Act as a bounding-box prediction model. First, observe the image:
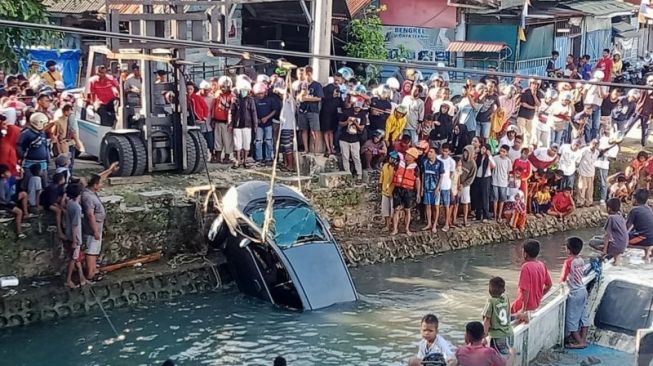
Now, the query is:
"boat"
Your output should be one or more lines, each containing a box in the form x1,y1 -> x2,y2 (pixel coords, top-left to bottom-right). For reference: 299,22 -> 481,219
511,243 -> 653,366
207,181 -> 358,311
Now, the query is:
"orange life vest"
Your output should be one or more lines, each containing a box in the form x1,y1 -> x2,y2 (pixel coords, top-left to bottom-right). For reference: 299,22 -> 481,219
392,162 -> 418,190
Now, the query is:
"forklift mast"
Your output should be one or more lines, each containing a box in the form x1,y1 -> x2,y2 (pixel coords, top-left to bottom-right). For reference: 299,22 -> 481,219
104,0 -> 220,173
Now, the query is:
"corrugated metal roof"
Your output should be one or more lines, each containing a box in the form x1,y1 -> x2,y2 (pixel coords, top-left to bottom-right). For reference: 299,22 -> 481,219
447,41 -> 507,53
44,0 -> 103,14
613,21 -> 640,38
346,0 -> 371,18
559,0 -> 635,17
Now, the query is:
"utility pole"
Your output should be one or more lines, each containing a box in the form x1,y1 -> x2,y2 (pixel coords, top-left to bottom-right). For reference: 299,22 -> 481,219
310,0 -> 332,82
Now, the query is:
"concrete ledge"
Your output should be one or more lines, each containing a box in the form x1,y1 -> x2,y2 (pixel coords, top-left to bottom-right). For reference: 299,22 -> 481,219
318,171 -> 353,189
0,254 -> 225,329
339,207 -> 609,266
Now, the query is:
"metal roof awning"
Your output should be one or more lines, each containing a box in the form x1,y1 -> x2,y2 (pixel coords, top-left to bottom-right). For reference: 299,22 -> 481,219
447,41 -> 507,53
559,0 -> 635,18
613,21 -> 641,38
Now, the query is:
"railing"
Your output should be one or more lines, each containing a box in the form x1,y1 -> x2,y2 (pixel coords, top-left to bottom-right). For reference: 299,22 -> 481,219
511,270 -> 597,365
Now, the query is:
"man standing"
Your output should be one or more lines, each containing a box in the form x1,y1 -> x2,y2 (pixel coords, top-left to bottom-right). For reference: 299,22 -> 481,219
582,71 -> 607,141
401,84 -> 424,144
492,145 -> 512,223
0,110 -> 21,176
320,72 -> 343,157
624,75 -> 653,147
87,65 -> 119,127
41,60 -> 63,87
198,81 -> 215,161
558,139 -> 582,190
339,101 -> 367,183
579,55 -> 593,81
594,49 -> 614,82
576,139 -> 599,208
517,79 -> 541,145
476,80 -> 501,139
546,51 -> 561,77
212,76 -> 234,163
297,66 -> 324,154
82,164 -> 117,281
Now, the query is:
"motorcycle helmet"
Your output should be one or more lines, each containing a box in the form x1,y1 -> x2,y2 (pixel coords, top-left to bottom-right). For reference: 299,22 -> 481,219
627,89 -> 641,99
29,112 -> 48,131
236,74 -> 252,85
217,76 -> 233,88
252,82 -> 267,95
592,70 -> 605,81
353,84 -> 367,95
256,74 -> 270,84
235,79 -> 252,92
337,67 -> 354,81
199,80 -> 211,90
386,77 -> 400,90
544,88 -> 558,100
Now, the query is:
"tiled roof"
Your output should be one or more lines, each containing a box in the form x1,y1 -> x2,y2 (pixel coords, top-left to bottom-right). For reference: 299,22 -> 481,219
447,41 -> 507,53
44,0 -> 104,14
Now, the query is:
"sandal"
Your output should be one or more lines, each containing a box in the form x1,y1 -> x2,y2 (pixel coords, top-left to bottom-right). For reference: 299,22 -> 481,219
230,163 -> 240,170
18,233 -> 27,239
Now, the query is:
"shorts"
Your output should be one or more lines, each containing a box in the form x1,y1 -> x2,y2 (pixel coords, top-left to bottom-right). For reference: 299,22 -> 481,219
460,186 -> 471,204
565,288 -> 589,335
320,111 -> 339,132
84,224 -> 103,256
381,195 -> 393,217
393,187 -> 416,209
280,129 -> 294,154
423,191 -> 437,206
65,240 -> 84,262
233,128 -> 252,151
437,189 -> 451,207
492,185 -> 508,202
298,112 -> 320,131
490,337 -> 513,356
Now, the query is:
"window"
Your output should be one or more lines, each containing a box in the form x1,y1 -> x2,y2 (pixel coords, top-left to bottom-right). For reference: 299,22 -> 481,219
249,202 -> 328,248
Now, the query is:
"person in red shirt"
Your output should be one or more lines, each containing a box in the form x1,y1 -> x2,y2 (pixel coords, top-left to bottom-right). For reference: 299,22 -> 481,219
87,65 -> 119,127
186,83 -> 208,124
548,186 -> 575,219
594,49 -> 614,82
512,147 -> 532,197
393,134 -> 411,155
455,321 -> 515,366
0,111 -> 21,176
511,240 -> 553,322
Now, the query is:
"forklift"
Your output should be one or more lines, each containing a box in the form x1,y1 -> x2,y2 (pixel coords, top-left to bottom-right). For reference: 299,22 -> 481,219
74,0 -> 222,176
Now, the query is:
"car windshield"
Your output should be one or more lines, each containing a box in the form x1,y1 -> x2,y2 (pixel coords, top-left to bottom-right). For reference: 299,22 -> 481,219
249,201 -> 327,248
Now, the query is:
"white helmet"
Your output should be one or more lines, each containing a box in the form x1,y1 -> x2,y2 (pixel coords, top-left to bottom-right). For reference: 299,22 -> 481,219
217,76 -> 232,88
29,112 -> 49,131
256,74 -> 270,84
253,82 -> 267,95
627,89 -> 641,99
337,67 -> 354,81
429,73 -> 443,83
236,74 -> 252,85
386,77 -> 400,90
235,79 -> 252,92
199,80 -> 211,90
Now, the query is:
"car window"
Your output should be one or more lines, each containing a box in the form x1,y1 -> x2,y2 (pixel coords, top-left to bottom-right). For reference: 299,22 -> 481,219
250,204 -> 327,248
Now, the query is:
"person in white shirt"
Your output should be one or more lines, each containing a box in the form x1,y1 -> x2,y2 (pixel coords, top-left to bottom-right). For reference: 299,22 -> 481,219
596,130 -> 619,204
438,143 -> 457,232
534,89 -> 556,148
492,145 -> 512,223
507,135 -> 524,163
408,314 -> 455,366
499,125 -> 518,148
582,71 -> 608,141
557,139 -> 583,190
401,84 -> 425,144
548,92 -> 575,146
576,139 -> 600,207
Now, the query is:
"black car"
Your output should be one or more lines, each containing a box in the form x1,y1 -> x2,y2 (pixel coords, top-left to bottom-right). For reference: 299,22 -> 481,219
208,181 -> 358,310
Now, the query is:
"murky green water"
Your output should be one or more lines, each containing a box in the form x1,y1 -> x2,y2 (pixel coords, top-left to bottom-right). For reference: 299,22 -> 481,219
0,230 -> 600,365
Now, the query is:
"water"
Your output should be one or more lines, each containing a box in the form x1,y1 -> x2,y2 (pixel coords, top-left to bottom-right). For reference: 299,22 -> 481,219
0,229 -> 608,365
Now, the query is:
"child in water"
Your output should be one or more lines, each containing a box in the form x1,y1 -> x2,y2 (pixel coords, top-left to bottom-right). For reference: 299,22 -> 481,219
408,314 -> 454,366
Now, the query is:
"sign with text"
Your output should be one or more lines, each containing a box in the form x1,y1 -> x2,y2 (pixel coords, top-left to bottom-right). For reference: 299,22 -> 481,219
383,26 -> 454,62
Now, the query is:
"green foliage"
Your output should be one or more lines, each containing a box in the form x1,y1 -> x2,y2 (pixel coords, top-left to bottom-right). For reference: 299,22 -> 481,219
391,44 -> 411,61
0,0 -> 59,70
343,6 -> 388,61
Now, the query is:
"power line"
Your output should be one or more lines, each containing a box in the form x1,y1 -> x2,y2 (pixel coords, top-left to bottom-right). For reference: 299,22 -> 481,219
1,19 -> 652,91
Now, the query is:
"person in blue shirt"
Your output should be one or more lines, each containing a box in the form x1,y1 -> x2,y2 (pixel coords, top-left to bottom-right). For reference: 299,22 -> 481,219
17,112 -> 50,180
253,82 -> 278,165
0,164 -> 27,239
579,55 -> 593,81
420,147 -> 444,232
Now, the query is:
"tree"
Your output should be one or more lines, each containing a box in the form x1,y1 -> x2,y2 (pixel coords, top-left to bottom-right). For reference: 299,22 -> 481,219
0,0 -> 58,70
343,6 -> 388,61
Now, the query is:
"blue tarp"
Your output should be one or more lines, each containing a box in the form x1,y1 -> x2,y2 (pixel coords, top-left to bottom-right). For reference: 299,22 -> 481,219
18,49 -> 81,89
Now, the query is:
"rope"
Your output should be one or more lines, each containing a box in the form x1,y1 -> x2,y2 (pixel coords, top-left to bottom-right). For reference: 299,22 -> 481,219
88,287 -> 122,340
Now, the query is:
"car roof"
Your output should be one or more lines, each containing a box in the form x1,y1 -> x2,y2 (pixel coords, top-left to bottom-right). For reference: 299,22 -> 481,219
235,181 -> 308,212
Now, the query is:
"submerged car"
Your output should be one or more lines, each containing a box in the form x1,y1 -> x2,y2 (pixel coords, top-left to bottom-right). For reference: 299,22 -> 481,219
208,181 -> 358,311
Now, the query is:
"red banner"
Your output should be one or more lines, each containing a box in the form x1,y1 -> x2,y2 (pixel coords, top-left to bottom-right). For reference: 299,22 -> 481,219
379,0 -> 457,29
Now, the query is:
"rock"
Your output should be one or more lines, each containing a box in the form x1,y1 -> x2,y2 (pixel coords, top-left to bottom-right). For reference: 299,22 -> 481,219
318,171 -> 353,189
332,218 -> 346,229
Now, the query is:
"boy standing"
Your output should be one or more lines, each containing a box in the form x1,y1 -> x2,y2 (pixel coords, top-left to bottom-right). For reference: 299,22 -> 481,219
64,183 -> 89,288
482,277 -> 513,355
459,145 -> 477,226
379,151 -> 399,231
392,148 -> 421,236
560,237 -> 589,348
438,143 -> 456,232
492,145 -> 512,223
420,147 -> 444,233
511,240 -> 553,322
603,198 -> 628,265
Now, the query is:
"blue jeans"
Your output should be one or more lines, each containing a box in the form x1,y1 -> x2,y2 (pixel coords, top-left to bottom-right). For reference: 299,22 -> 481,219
551,129 -> 565,146
479,122 -> 491,139
255,125 -> 273,161
597,167 -> 609,202
590,105 -> 601,141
